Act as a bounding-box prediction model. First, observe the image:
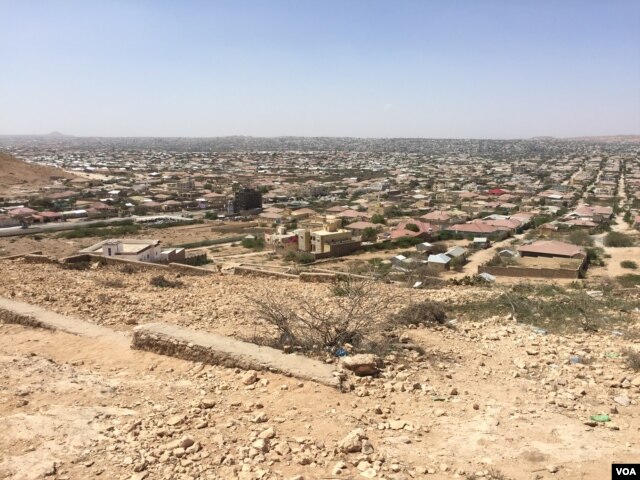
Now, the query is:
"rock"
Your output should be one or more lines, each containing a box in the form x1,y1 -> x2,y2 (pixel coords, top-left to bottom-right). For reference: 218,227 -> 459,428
614,395 -> 631,407
389,420 -> 407,430
173,448 -> 186,458
360,468 -> 378,478
339,428 -> 367,453
252,438 -> 269,453
200,398 -> 216,409
180,436 -> 195,449
341,354 -> 382,377
362,439 -> 375,454
252,412 -> 268,423
258,427 -> 276,439
547,464 -> 559,473
333,461 -> 348,475
166,414 -> 186,427
242,371 -> 259,385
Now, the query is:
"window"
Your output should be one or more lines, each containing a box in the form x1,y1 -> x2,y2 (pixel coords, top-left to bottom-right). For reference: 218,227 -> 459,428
107,247 -> 112,256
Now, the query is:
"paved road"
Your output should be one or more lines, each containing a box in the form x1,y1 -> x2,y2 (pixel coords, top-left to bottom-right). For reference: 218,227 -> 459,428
0,215 -> 191,238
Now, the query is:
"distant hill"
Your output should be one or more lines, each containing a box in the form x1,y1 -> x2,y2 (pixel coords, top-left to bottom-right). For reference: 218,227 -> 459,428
564,135 -> 640,143
0,150 -> 77,196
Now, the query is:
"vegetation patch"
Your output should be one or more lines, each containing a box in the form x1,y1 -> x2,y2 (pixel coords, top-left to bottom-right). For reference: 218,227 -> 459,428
448,282 -> 636,333
616,274 -> 640,288
241,237 -> 265,250
604,231 -> 634,247
149,275 -> 184,288
57,220 -> 141,239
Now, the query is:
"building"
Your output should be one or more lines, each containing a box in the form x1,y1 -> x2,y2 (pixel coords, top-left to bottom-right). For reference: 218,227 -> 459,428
518,240 -> 585,259
427,253 -> 451,271
80,239 -> 162,262
310,219 -> 352,254
232,188 -> 262,213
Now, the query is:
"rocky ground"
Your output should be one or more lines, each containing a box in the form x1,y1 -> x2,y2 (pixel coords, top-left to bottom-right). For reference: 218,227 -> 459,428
0,260 -> 639,480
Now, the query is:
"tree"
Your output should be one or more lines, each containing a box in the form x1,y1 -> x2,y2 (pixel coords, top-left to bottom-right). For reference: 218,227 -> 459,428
605,232 -> 634,247
361,227 -> 378,242
405,223 -> 420,233
567,229 -> 594,247
371,214 -> 386,224
251,275 -> 408,354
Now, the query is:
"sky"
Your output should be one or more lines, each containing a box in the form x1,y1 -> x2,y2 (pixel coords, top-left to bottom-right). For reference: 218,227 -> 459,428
1,0 -> 639,139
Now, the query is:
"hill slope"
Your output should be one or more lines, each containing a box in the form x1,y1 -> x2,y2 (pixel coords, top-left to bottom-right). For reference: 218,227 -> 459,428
0,151 -> 76,195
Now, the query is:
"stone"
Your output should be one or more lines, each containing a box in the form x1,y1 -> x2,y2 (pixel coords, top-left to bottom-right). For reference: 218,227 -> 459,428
333,461 -> 348,475
339,428 -> 367,453
252,412 -> 268,423
547,464 -> 559,473
341,354 -> 381,377
258,427 -> 276,439
200,398 -> 216,409
180,437 -> 195,449
242,371 -> 259,385
360,468 -> 378,478
614,396 -> 631,407
389,420 -> 407,430
166,414 -> 186,427
252,438 -> 269,453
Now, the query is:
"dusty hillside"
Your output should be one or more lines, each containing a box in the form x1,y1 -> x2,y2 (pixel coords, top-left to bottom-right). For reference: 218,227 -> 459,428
0,259 -> 638,480
0,151 -> 76,195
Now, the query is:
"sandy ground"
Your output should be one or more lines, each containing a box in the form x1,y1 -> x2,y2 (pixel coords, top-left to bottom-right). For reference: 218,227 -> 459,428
0,259 -> 639,479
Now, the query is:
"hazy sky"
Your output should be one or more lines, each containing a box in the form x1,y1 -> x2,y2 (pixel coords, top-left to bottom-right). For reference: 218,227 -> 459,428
1,0 -> 639,138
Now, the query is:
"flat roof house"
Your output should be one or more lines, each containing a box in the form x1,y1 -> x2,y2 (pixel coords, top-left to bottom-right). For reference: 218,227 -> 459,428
80,239 -> 162,263
518,240 -> 585,259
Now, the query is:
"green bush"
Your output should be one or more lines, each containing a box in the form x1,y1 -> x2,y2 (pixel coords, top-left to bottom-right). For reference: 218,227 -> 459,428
284,251 -> 315,264
604,232 -> 634,247
241,237 -> 265,250
617,274 -> 640,288
371,214 -> 386,224
567,229 -> 594,247
621,260 -> 638,269
586,247 -> 605,266
405,223 -> 420,233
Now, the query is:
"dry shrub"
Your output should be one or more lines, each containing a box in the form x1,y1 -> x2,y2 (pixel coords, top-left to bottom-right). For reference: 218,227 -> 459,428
395,300 -> 447,326
252,275 -> 408,354
149,275 -> 183,288
623,348 -> 640,371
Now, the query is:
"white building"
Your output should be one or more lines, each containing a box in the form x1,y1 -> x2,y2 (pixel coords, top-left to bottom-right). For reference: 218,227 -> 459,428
80,239 -> 162,262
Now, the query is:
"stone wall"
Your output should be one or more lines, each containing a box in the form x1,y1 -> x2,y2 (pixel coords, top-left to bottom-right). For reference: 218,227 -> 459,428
478,265 -> 583,279
0,307 -> 55,330
0,251 -> 43,260
169,263 -> 216,276
233,266 -> 298,279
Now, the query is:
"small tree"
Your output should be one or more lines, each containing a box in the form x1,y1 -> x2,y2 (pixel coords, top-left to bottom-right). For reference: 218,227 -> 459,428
361,227 -> 378,242
371,214 -> 386,224
567,229 -> 594,247
405,223 -> 420,233
605,232 -> 634,247
252,275 -> 407,354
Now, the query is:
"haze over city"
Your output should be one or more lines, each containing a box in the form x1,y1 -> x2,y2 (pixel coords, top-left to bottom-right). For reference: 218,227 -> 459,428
1,0 -> 639,138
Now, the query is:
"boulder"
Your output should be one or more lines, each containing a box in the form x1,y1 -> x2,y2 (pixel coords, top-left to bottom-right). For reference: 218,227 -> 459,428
340,354 -> 382,376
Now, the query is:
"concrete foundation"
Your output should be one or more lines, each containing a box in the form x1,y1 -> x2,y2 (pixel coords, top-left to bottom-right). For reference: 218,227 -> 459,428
132,322 -> 343,390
